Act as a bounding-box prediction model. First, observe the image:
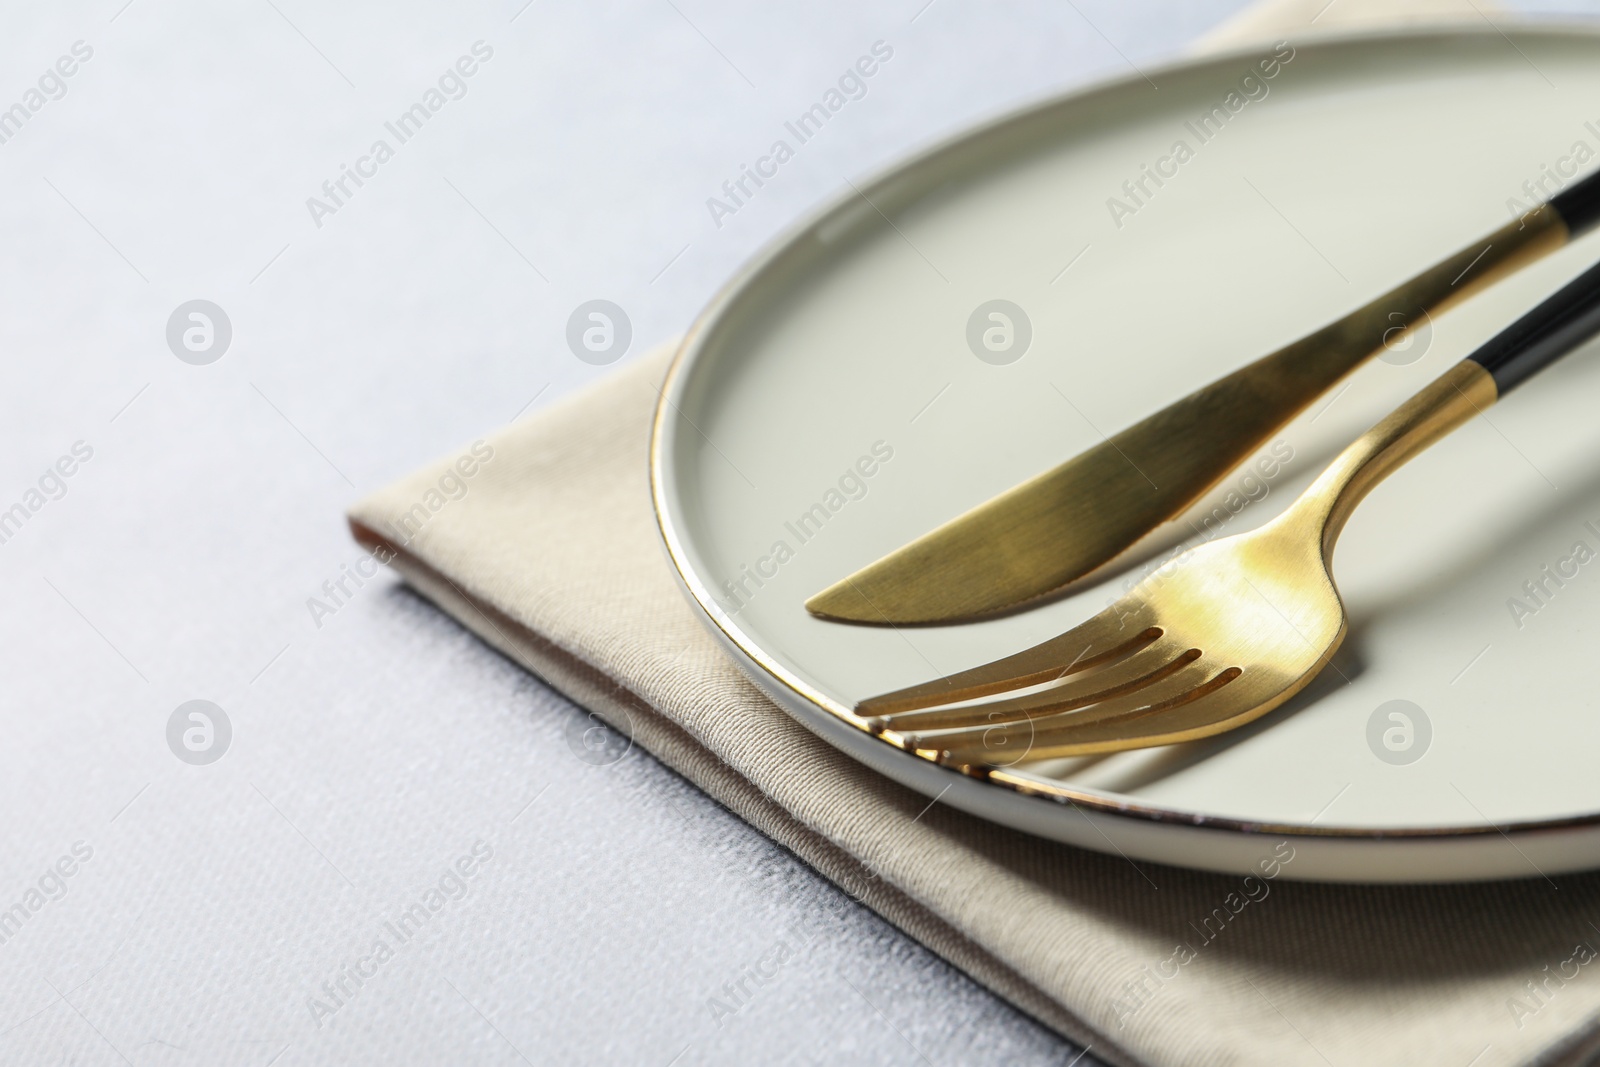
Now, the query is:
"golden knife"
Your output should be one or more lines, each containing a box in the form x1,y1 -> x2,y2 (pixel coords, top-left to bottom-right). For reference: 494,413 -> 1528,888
806,175 -> 1600,625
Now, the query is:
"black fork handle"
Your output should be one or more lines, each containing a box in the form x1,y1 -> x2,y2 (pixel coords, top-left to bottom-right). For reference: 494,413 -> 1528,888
1469,252 -> 1600,394
1551,167 -> 1600,237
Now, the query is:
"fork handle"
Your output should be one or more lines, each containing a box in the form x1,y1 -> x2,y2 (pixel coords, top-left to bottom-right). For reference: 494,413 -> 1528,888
1551,168 -> 1600,236
1468,254 -> 1600,392
1293,254 -> 1600,554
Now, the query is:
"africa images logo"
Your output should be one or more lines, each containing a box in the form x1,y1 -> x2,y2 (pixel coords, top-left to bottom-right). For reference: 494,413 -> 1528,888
1103,41 -> 1295,230
304,42 -> 495,228
705,40 -> 894,229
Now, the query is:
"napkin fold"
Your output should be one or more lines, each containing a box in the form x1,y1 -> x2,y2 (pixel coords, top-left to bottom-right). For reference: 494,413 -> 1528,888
350,4 -> 1600,1064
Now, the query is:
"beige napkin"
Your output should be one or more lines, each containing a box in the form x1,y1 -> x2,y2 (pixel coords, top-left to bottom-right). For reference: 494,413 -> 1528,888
350,3 -> 1600,1064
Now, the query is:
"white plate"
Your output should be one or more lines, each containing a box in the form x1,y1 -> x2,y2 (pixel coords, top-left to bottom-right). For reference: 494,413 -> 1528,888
652,25 -> 1600,882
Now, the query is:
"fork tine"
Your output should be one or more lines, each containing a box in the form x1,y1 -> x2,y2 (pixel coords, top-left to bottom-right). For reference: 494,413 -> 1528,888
911,661 -> 1241,766
855,601 -> 1158,718
871,639 -> 1198,733
1001,664 -> 1305,756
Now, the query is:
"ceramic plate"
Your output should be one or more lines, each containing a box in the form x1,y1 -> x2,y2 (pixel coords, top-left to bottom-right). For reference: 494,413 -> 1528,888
652,25 -> 1600,882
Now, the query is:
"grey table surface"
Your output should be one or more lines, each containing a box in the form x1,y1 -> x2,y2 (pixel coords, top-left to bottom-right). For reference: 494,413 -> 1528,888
1,2 -> 1590,1065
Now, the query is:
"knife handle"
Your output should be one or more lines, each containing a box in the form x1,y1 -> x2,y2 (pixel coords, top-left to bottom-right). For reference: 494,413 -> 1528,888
1111,205 -> 1572,531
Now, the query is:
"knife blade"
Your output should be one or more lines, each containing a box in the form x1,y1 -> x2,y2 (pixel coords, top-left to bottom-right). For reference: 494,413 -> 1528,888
805,207 -> 1574,625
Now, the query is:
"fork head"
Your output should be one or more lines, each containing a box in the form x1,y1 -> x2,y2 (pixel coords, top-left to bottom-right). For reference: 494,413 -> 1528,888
853,359 -> 1501,771
856,518 -> 1347,770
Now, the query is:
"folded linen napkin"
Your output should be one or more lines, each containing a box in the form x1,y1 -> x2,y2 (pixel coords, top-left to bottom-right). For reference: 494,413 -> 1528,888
350,4 -> 1600,1064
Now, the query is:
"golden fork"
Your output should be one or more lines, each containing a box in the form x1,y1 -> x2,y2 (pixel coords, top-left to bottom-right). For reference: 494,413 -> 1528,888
859,256 -> 1600,771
